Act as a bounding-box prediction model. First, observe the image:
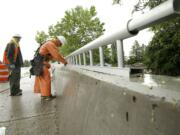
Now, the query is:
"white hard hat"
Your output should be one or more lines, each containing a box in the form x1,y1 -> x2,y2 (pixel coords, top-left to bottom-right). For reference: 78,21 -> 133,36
57,36 -> 66,45
13,34 -> 21,38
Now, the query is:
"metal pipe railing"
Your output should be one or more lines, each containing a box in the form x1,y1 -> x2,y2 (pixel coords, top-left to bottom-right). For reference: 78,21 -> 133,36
99,47 -> 104,67
83,53 -> 86,66
116,40 -> 124,67
89,50 -> 93,66
65,0 -> 180,76
75,56 -> 78,65
78,54 -> 81,65
128,0 -> 180,32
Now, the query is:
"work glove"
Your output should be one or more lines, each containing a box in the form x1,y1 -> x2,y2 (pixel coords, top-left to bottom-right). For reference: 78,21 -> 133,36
9,64 -> 15,70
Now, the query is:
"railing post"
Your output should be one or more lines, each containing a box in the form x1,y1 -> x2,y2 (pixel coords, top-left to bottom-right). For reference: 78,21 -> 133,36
99,46 -> 104,67
116,40 -> 124,68
75,55 -> 78,65
71,57 -> 73,64
70,57 -> 72,64
83,53 -> 86,66
72,56 -> 75,65
89,50 -> 93,66
79,54 -> 82,65
69,57 -> 71,64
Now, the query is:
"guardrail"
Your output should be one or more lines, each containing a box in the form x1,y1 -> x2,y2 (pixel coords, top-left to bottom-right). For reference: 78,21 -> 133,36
66,0 -> 180,77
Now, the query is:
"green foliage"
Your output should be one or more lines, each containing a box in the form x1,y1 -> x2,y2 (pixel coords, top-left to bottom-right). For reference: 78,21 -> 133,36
92,48 -> 100,65
145,0 -> 169,32
103,43 -> 118,67
144,18 -> 180,76
126,40 -> 145,65
89,46 -> 111,66
144,0 -> 166,9
48,6 -> 105,56
109,43 -> 117,66
35,31 -> 49,45
113,0 -> 121,4
143,0 -> 180,76
23,60 -> 30,67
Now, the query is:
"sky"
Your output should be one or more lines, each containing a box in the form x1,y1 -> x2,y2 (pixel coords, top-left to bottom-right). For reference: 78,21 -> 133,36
0,0 -> 154,61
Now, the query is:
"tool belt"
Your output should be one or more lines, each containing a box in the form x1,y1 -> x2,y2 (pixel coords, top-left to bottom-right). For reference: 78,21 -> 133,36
29,53 -> 45,77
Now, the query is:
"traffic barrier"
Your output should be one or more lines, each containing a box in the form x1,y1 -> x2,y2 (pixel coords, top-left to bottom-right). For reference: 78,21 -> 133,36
0,63 -> 9,82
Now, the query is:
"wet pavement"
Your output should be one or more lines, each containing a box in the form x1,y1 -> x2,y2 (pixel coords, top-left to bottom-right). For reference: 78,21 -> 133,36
0,76 -> 62,135
130,74 -> 180,93
0,66 -> 180,135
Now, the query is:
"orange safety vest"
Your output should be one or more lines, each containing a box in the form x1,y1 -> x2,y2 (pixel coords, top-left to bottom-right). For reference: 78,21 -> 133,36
3,41 -> 19,65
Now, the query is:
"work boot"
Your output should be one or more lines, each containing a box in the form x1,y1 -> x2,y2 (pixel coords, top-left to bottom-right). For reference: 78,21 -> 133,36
10,91 -> 22,96
15,91 -> 22,96
9,94 -> 15,96
13,91 -> 22,96
41,95 -> 56,101
50,95 -> 56,98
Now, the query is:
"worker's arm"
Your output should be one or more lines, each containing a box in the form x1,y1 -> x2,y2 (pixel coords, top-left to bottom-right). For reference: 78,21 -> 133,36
6,43 -> 15,65
46,43 -> 67,64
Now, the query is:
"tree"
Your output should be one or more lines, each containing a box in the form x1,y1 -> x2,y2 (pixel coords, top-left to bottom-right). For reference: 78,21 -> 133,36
110,43 -> 118,66
144,18 -> 180,76
113,0 -> 121,4
142,0 -> 180,76
113,0 -> 164,13
48,6 -> 105,56
126,40 -> 145,65
35,31 -> 49,45
23,60 -> 30,67
144,0 -> 166,9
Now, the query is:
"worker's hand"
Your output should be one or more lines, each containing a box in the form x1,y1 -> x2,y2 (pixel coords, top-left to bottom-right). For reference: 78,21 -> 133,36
9,64 -> 15,70
64,61 -> 68,66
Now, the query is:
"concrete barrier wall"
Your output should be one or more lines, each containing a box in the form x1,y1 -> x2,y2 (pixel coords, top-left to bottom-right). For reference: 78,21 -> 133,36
52,65 -> 180,135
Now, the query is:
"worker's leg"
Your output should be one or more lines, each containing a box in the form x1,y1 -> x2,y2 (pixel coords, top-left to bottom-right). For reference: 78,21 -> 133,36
39,67 -> 51,97
34,76 -> 40,93
9,67 -> 21,95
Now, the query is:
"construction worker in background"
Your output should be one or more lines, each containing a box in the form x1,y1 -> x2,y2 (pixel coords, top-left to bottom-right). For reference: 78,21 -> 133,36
34,36 -> 67,100
3,34 -> 23,96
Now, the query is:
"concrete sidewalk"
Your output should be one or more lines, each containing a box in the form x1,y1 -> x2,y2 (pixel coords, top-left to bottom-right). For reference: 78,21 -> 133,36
0,77 -> 62,135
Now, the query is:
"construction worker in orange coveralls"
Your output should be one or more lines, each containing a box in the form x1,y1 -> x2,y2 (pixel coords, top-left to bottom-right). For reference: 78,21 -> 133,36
34,36 -> 67,100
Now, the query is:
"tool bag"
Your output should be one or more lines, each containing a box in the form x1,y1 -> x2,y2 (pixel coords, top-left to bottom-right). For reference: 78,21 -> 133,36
29,47 -> 45,77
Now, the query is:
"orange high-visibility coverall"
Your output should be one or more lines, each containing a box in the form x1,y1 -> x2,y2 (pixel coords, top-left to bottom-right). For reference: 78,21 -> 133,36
34,40 -> 66,96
